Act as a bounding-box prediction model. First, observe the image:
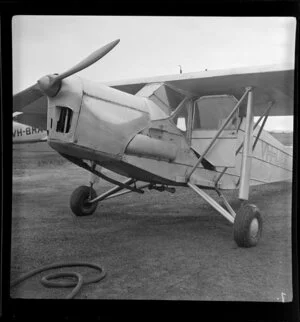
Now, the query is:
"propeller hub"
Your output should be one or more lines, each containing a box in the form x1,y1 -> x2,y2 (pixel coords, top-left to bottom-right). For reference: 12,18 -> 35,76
37,74 -> 61,97
34,39 -> 120,99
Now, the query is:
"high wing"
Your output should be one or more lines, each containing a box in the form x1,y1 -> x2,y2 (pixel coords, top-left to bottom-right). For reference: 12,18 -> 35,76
106,64 -> 294,116
13,64 -> 294,131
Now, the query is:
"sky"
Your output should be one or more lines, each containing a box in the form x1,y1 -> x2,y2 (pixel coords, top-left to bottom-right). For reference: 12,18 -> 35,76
12,16 -> 296,131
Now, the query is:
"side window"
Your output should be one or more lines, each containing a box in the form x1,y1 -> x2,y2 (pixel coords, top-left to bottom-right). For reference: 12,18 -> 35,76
193,96 -> 238,130
172,105 -> 189,133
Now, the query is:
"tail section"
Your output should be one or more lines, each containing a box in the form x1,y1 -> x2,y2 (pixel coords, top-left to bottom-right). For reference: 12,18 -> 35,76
235,120 -> 293,186
13,112 -> 47,144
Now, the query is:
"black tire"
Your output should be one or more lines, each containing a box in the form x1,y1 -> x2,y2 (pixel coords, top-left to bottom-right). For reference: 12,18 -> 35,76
70,186 -> 97,217
233,203 -> 262,247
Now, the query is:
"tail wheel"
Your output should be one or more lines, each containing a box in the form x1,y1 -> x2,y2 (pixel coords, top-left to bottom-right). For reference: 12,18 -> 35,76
70,186 -> 97,217
233,203 -> 262,247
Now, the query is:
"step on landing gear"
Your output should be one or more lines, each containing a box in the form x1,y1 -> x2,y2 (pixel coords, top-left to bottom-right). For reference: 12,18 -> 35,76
233,203 -> 262,247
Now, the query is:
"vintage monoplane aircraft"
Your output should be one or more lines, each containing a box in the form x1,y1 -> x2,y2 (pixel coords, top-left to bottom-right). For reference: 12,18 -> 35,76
13,39 -> 294,247
13,112 -> 47,144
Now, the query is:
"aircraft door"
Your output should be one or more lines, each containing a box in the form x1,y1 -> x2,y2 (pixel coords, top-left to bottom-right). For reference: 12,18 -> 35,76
191,95 -> 238,167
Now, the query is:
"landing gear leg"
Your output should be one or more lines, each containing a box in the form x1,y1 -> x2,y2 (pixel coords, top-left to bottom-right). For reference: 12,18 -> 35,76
188,183 -> 262,247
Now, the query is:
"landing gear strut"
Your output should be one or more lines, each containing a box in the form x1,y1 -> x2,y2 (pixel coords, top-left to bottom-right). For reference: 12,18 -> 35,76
188,182 -> 262,247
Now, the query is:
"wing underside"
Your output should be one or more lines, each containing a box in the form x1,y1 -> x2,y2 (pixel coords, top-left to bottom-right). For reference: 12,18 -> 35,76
13,65 -> 294,132
107,65 -> 294,116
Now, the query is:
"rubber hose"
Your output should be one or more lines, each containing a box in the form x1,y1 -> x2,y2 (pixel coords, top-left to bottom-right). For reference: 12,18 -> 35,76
10,262 -> 106,299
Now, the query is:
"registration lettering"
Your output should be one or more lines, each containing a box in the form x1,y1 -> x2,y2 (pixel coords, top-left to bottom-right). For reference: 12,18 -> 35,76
13,127 -> 44,137
261,141 -> 289,169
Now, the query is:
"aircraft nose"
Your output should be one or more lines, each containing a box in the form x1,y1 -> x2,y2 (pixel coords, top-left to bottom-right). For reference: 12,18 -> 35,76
37,74 -> 61,97
47,76 -> 83,143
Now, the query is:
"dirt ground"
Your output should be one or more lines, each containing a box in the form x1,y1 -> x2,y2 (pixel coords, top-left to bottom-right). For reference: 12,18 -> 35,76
10,147 -> 293,302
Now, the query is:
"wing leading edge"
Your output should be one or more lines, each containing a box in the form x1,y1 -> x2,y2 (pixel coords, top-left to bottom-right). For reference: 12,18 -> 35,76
106,64 -> 294,116
13,64 -> 294,132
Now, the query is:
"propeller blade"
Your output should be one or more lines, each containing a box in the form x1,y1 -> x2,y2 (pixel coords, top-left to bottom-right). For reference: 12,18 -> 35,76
53,39 -> 120,83
13,83 -> 44,112
37,39 -> 120,97
14,39 -> 120,112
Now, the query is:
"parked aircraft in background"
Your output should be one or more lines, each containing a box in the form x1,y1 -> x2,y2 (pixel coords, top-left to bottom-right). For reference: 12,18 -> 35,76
13,112 -> 47,144
13,39 -> 294,248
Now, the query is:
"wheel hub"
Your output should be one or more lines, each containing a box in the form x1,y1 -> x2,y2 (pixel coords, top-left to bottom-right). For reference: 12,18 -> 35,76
249,218 -> 259,239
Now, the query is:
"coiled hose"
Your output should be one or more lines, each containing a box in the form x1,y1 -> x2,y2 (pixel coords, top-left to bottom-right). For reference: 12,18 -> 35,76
11,262 -> 106,299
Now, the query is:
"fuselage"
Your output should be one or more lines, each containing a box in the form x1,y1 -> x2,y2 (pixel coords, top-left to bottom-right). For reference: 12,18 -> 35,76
13,121 -> 47,144
46,75 -> 293,188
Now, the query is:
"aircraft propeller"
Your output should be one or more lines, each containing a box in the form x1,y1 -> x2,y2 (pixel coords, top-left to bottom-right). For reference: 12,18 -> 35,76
13,39 -> 120,110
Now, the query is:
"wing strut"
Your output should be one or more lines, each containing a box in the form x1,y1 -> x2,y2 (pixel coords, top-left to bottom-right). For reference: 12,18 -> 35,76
186,87 -> 251,181
234,101 -> 272,188
214,101 -> 273,188
239,87 -> 254,200
252,102 -> 272,150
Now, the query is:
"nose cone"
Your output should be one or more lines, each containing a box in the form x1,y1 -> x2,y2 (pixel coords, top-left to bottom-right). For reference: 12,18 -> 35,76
37,74 -> 61,97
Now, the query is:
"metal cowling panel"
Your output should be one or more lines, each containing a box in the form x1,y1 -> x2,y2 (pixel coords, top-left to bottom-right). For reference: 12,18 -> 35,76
125,134 -> 178,161
75,95 -> 150,156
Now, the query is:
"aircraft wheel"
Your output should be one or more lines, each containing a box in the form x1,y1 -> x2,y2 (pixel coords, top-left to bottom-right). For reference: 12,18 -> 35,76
233,203 -> 262,247
70,186 -> 97,217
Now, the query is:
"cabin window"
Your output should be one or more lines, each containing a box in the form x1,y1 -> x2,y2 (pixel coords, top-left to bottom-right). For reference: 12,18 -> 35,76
193,96 -> 238,130
173,108 -> 188,132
